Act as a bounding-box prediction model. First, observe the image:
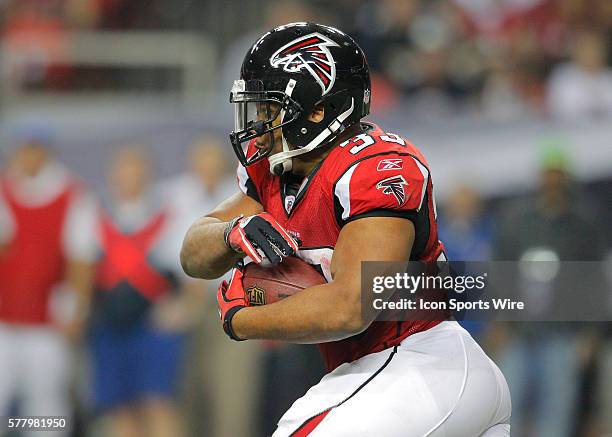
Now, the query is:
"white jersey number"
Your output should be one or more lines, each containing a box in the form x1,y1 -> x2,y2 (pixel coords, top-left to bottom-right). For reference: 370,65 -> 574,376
340,132 -> 406,155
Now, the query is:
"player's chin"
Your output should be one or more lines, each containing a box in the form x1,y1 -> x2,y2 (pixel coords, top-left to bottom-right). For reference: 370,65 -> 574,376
255,137 -> 278,155
254,140 -> 269,151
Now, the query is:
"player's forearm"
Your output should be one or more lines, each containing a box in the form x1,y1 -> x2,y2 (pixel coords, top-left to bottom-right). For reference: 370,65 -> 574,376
180,216 -> 242,279
231,282 -> 366,343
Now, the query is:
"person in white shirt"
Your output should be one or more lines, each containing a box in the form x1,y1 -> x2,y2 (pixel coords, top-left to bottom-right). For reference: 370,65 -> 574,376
547,30 -> 612,120
0,129 -> 97,437
161,136 -> 236,252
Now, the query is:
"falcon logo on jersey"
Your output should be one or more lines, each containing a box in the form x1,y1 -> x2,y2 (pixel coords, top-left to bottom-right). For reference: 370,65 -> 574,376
377,158 -> 404,171
270,33 -> 339,95
376,175 -> 409,206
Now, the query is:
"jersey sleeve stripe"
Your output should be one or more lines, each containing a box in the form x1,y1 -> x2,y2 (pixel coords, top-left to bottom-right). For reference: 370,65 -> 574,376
412,157 -> 429,211
236,163 -> 261,203
333,163 -> 359,220
237,164 -> 249,194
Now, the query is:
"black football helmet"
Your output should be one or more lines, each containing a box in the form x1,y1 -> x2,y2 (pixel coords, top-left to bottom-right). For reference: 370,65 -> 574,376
229,22 -> 371,175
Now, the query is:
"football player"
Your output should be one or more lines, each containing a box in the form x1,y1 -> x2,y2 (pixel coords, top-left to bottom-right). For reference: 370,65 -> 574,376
181,23 -> 511,436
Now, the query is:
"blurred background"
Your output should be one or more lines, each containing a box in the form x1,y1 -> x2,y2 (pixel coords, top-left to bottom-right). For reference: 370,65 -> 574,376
0,0 -> 611,436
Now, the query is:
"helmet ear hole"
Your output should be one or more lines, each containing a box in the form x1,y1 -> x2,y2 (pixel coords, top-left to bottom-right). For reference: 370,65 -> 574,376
308,105 -> 325,123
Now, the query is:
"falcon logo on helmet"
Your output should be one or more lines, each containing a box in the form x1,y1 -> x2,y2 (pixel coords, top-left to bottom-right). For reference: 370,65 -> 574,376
376,175 -> 409,206
270,33 -> 339,95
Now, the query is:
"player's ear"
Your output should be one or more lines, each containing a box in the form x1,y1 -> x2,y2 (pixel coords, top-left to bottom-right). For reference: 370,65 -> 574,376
307,105 -> 325,123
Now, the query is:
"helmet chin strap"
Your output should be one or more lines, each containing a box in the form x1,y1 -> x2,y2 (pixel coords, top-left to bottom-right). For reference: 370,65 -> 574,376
272,128 -> 294,175
269,79 -> 296,175
268,96 -> 355,175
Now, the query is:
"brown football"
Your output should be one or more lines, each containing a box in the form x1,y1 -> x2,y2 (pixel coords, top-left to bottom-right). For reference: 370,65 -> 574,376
242,257 -> 326,306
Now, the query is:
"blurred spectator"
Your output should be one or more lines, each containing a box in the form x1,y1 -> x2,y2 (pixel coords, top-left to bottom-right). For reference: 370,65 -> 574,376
352,0 -> 489,115
438,185 -> 493,339
160,135 -> 235,253
556,0 -> 612,36
481,53 -> 535,120
352,0 -> 419,74
547,30 -> 612,120
481,20 -> 553,119
2,0 -> 71,90
439,184 -> 493,262
496,140 -> 605,261
454,0 -> 564,52
0,126 -> 96,437
494,141 -> 606,437
88,147 -> 187,437
160,137 -> 264,437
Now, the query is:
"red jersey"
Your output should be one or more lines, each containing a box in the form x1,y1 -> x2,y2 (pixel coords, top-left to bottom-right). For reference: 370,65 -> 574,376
92,210 -> 174,328
0,179 -> 74,325
237,123 -> 447,370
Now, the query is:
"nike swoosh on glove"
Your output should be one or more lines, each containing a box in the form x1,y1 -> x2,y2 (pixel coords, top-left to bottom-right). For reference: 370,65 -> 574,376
225,212 -> 299,264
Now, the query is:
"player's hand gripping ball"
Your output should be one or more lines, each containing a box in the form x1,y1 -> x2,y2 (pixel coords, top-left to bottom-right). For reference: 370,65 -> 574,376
242,256 -> 326,305
224,212 -> 299,265
217,262 -> 248,341
217,257 -> 326,340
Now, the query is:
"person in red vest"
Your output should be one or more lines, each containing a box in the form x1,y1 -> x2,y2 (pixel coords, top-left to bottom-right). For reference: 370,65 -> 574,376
88,147 -> 186,437
0,127 -> 97,436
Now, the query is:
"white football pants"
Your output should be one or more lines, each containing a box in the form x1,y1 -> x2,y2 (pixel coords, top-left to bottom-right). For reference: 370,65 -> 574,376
273,321 -> 511,437
0,323 -> 71,437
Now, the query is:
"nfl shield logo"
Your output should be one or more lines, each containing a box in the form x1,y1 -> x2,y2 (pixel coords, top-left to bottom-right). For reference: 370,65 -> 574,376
285,195 -> 296,213
247,286 -> 266,306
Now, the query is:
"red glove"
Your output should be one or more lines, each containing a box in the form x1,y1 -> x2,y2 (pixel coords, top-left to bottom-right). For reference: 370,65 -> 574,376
217,263 -> 248,341
224,213 -> 299,264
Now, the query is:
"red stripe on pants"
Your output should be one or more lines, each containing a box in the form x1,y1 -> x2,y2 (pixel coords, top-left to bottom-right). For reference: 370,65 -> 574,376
292,410 -> 330,436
